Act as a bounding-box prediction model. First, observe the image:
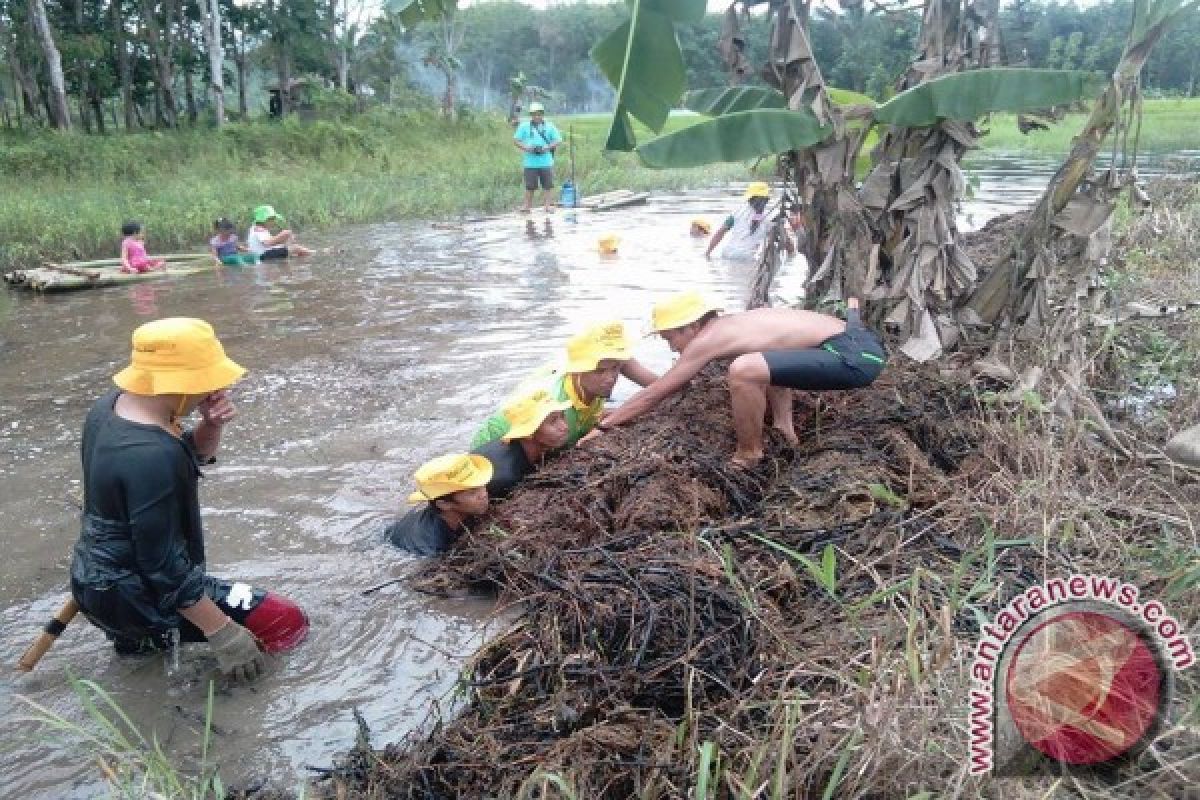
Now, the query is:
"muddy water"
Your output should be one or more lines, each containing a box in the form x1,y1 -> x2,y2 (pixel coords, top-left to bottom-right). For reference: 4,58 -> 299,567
1,153 -> 1195,797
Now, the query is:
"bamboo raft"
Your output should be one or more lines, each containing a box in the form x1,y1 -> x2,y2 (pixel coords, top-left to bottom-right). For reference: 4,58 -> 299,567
433,189 -> 653,229
4,254 -> 215,293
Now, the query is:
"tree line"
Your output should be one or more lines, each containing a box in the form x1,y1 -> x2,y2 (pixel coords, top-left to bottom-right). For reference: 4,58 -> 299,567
2,0 -> 1196,133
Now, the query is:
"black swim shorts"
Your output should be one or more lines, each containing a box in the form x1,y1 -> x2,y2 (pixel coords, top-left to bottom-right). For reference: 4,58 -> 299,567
762,309 -> 886,390
260,246 -> 289,260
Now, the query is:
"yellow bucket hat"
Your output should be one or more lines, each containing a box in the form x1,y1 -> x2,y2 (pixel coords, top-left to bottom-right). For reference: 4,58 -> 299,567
407,453 -> 493,504
113,318 -> 246,396
563,321 -> 633,373
598,234 -> 620,254
691,218 -> 712,234
501,386 -> 571,441
745,181 -> 770,199
651,291 -> 723,333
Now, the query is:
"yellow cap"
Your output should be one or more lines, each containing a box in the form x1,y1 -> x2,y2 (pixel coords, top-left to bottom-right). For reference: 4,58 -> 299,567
691,218 -> 712,234
651,291 -> 723,333
407,453 -> 493,504
563,321 -> 633,373
113,318 -> 246,396
501,386 -> 571,440
745,181 -> 770,199
598,234 -> 620,254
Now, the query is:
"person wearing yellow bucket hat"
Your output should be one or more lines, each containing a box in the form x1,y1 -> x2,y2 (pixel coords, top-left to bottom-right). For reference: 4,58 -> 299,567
386,453 -> 493,555
471,321 -> 658,449
592,293 -> 886,467
246,204 -> 314,260
69,318 -> 308,683
470,385 -> 572,497
703,181 -> 797,261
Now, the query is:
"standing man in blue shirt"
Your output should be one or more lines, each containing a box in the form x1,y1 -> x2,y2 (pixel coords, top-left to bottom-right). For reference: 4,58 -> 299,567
514,101 -> 562,214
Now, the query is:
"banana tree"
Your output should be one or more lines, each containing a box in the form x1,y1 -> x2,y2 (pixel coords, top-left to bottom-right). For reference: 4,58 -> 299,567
965,0 -> 1200,342
590,0 -> 1097,357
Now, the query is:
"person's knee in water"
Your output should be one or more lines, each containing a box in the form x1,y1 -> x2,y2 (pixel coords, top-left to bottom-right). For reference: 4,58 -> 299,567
70,317 -> 308,684
387,454 -> 493,556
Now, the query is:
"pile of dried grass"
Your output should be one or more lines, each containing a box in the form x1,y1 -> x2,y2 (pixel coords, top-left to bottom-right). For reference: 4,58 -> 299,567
300,358 -> 1196,798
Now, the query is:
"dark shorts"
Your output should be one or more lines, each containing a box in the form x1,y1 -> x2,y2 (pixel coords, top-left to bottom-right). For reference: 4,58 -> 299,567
524,166 -> 555,191
763,316 -> 886,391
106,576 -> 309,656
259,246 -> 289,260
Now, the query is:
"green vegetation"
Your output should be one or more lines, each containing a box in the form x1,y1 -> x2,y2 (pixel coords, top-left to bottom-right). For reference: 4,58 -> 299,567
978,97 -> 1200,154
0,111 -> 756,270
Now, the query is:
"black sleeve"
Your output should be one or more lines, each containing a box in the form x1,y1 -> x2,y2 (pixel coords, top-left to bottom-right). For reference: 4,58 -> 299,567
124,448 -> 206,612
386,507 -> 455,555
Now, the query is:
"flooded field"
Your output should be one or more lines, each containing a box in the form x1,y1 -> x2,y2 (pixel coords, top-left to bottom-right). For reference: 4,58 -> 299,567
1,151 -> 1196,797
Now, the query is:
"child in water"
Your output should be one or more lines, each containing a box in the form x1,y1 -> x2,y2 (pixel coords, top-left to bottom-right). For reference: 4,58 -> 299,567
246,205 -> 314,260
119,221 -> 166,274
210,218 -> 259,266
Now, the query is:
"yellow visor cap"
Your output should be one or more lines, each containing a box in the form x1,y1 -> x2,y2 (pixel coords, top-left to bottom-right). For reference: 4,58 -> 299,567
598,234 -> 620,254
745,181 -> 770,199
407,453 -> 493,504
691,218 -> 712,234
113,317 -> 246,396
651,291 -> 723,333
501,387 -> 572,441
563,321 -> 633,373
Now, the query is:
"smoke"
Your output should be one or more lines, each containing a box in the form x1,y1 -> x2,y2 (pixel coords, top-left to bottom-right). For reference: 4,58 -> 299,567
391,41 -> 495,110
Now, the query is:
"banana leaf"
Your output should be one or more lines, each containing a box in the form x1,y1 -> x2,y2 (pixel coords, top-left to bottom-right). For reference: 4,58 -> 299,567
684,87 -> 787,115
873,68 -> 1100,127
637,108 -> 831,168
590,0 -> 707,151
387,0 -> 456,28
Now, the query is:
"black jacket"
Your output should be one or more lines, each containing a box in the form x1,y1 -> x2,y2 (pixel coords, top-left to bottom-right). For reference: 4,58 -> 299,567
70,391 -> 208,642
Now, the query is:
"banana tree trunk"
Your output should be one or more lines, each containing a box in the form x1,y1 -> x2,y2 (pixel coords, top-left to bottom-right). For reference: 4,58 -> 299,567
30,0 -> 70,130
966,5 -> 1183,325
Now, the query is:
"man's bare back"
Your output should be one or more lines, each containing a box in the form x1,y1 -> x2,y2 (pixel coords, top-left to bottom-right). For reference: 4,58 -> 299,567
689,307 -> 846,363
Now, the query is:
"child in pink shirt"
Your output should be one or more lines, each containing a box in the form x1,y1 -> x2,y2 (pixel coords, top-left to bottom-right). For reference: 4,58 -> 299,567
120,221 -> 166,274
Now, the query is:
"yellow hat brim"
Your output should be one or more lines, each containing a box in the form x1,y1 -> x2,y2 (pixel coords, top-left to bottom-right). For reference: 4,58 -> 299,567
563,343 -> 633,374
408,454 -> 493,504
113,357 -> 246,396
502,398 -> 572,441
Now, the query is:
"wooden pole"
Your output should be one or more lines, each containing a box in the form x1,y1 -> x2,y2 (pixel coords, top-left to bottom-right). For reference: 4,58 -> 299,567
16,596 -> 79,672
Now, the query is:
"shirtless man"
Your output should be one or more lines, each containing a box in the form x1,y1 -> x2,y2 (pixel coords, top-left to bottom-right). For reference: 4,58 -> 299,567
591,291 -> 886,465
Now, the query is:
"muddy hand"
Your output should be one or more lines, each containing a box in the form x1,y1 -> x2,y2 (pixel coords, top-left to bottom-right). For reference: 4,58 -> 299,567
208,621 -> 267,683
198,390 -> 236,428
577,428 -> 605,447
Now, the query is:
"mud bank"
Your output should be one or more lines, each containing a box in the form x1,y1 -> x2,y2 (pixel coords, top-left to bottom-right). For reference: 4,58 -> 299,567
251,348 -> 1195,799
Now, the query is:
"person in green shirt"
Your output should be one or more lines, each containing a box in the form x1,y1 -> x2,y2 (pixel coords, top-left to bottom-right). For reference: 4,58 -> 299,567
471,320 -> 657,448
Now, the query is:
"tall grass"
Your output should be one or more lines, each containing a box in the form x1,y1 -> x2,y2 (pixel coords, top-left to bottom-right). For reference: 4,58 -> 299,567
0,110 -> 754,270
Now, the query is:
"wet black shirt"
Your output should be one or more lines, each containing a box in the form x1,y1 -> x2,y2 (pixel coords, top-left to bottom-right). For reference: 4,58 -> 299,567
70,390 -> 208,636
472,438 -> 534,499
385,505 -> 460,556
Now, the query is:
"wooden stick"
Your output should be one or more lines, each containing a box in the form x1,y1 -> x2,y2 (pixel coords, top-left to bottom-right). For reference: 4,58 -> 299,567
15,596 -> 79,672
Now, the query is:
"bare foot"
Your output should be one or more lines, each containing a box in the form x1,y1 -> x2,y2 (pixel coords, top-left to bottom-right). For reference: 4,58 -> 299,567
730,451 -> 763,468
772,423 -> 799,446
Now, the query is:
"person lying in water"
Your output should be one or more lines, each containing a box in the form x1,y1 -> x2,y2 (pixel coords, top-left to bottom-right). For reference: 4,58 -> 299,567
472,320 -> 657,449
587,291 -> 886,466
386,453 -> 493,556
471,385 -> 571,497
70,318 -> 308,683
389,387 -> 571,555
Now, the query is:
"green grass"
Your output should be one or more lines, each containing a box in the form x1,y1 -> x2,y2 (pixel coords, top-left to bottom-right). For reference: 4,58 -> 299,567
0,110 -> 758,270
1,95 -> 1193,269
977,97 -> 1200,155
